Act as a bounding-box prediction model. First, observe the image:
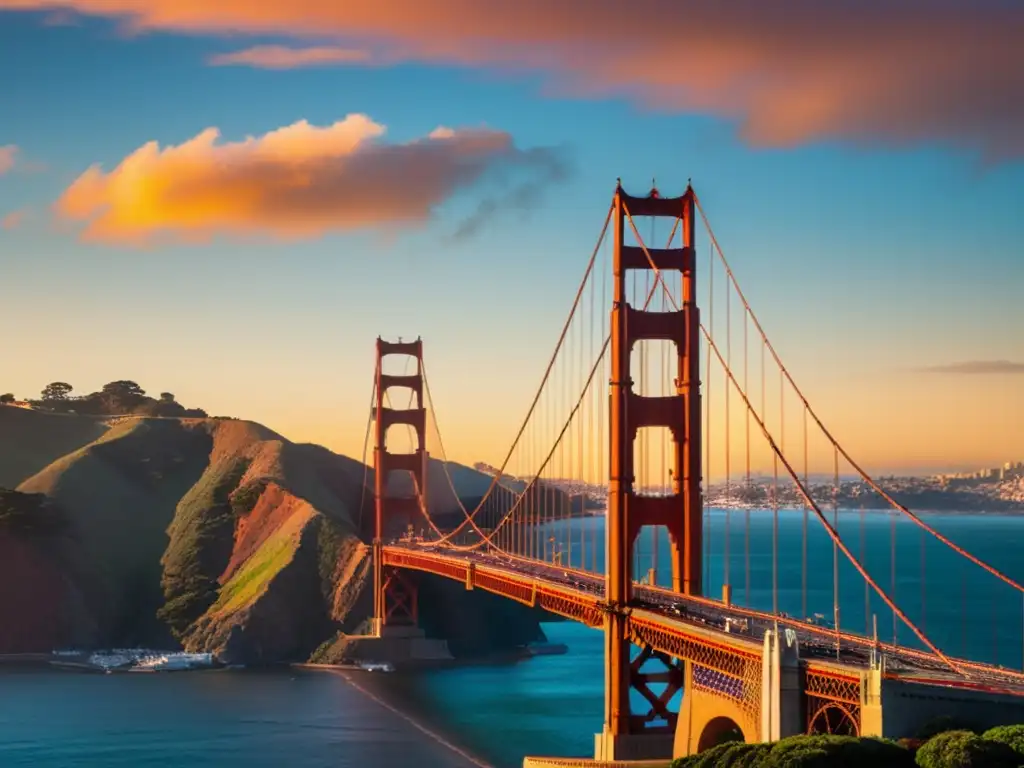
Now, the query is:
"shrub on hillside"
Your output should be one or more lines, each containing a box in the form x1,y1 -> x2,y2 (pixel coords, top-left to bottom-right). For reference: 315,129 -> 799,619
981,726 -> 1024,760
673,741 -> 769,768
315,515 -> 346,603
230,479 -> 270,518
731,744 -> 771,768
898,738 -> 925,758
914,730 -> 1019,768
672,735 -> 913,768
159,456 -> 250,639
761,734 -> 913,768
0,488 -> 71,538
917,716 -> 980,740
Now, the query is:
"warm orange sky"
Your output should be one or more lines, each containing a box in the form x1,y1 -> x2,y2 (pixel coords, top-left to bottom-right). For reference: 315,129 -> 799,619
1,1 -> 1022,478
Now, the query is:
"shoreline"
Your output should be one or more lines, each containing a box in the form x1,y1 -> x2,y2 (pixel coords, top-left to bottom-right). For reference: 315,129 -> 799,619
311,665 -> 497,768
290,647 -> 548,768
0,649 -> 529,767
703,505 -> 1024,516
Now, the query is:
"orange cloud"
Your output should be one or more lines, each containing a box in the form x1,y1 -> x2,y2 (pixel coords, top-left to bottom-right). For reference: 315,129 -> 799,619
2,1 -> 1023,159
1,209 -> 27,229
208,45 -> 371,69
0,145 -> 17,175
53,114 -> 565,246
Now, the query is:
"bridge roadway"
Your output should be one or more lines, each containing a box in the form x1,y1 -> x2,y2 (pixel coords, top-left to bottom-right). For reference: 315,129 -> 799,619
382,542 -> 1024,698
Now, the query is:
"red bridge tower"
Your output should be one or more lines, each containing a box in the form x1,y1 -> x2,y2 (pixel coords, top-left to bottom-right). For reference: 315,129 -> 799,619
372,337 -> 429,635
597,182 -> 703,760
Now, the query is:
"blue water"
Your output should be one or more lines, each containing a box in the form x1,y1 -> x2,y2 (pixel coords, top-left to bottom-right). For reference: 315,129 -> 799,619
0,667 -> 484,768
2,511 -> 1022,768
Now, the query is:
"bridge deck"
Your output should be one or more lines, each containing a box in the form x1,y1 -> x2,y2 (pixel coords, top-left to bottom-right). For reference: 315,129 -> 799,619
382,543 -> 1024,697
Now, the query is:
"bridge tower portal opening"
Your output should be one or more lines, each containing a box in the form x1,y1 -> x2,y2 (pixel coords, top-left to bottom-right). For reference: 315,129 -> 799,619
373,337 -> 429,635
597,182 -> 703,761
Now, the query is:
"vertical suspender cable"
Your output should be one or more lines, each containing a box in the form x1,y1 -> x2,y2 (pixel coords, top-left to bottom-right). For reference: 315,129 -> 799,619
705,240 -> 714,592
861,504 -> 869,634
891,511 -> 898,645
744,312 -> 751,607
833,445 -> 841,650
724,271 -> 731,596
772,452 -> 779,616
920,528 -> 927,635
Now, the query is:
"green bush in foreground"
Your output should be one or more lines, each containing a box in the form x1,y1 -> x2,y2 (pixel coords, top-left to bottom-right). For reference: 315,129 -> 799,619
914,730 -> 1019,768
918,717 -> 981,740
674,722 -> 1024,768
679,741 -> 764,768
673,734 -> 913,768
982,725 -> 1024,760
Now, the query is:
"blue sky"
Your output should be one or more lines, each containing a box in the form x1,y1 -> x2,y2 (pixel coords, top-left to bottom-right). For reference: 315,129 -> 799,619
1,4 -> 1022,475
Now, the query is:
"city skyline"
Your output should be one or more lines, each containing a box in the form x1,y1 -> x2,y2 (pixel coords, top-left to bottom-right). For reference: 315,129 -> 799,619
2,2 -> 1023,476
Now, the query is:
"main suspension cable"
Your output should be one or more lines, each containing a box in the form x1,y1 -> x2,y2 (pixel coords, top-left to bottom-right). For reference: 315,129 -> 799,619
692,192 -> 1024,596
622,201 -> 966,677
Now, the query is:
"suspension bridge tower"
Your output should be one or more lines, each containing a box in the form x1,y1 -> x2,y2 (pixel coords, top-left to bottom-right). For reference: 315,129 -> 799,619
596,182 -> 704,761
372,337 -> 429,637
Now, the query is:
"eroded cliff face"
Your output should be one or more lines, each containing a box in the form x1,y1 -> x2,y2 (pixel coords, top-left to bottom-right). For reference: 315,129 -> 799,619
182,482 -> 349,664
184,480 -> 545,665
1,411 -> 548,663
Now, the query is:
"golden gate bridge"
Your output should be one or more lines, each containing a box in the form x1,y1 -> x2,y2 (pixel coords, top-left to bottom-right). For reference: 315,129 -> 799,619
360,181 -> 1024,763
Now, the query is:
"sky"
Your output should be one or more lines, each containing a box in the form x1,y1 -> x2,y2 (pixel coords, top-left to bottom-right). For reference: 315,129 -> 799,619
1,1 -> 1023,477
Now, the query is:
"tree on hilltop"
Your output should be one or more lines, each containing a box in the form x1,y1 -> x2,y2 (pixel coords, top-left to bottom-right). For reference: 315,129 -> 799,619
99,380 -> 146,413
41,382 -> 73,401
0,393 -> 14,404
159,392 -> 175,403
102,380 -> 145,400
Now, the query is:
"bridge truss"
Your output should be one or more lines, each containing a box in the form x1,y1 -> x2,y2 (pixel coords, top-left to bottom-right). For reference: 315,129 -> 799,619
364,180 -> 1024,755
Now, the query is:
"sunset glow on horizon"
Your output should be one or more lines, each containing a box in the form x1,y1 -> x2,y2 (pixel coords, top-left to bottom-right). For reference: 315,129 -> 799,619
2,2 -> 1022,477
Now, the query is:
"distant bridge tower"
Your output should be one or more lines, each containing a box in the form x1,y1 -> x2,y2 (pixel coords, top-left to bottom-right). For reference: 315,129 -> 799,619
597,182 -> 703,761
372,337 -> 429,635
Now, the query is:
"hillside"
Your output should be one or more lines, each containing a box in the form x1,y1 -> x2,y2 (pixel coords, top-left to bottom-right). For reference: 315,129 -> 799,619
0,409 -> 545,661
0,406 -> 108,488
0,489 -> 103,652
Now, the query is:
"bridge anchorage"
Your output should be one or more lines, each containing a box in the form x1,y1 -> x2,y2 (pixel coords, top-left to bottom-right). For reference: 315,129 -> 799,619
359,180 -> 1024,765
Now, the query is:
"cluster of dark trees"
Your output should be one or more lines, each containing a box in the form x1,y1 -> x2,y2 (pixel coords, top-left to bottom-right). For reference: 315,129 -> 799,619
0,381 -> 207,418
0,488 -> 69,537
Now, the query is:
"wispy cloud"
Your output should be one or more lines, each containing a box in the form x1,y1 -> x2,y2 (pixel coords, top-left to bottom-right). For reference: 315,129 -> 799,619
918,361 -> 1024,375
1,208 -> 28,230
451,146 -> 571,241
0,145 -> 17,175
208,45 -> 372,70
53,114 -> 566,246
2,1 -> 1023,159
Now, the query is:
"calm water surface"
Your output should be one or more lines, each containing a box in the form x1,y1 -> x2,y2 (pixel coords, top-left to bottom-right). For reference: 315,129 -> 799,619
2,511 -> 1022,768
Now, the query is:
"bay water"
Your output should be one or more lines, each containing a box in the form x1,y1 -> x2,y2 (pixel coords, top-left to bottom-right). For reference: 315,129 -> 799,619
2,510 -> 1021,767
